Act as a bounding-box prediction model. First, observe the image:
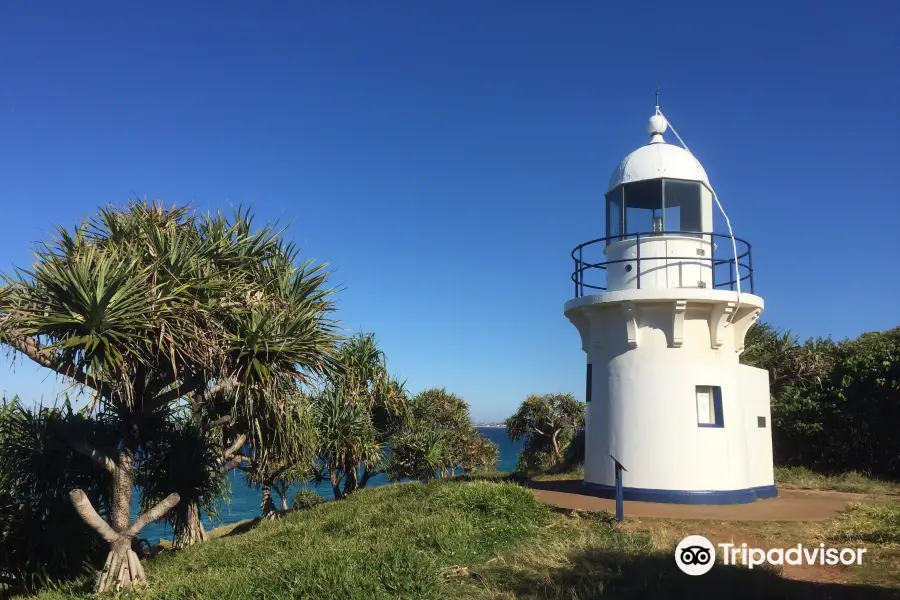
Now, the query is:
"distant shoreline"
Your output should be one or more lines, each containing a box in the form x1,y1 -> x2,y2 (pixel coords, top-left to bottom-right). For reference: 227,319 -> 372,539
476,424 -> 507,428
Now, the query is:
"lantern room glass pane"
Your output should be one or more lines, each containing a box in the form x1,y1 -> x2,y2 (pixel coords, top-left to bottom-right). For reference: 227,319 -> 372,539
623,179 -> 663,237
663,180 -> 702,234
605,187 -> 623,243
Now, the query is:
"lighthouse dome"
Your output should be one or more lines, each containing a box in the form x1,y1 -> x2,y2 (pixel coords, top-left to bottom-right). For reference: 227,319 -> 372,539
607,114 -> 711,193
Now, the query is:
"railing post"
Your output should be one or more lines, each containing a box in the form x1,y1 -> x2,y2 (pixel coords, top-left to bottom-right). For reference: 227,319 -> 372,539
729,259 -> 734,292
747,243 -> 754,294
578,247 -> 584,297
609,454 -> 627,522
574,257 -> 578,298
635,232 -> 641,290
615,464 -> 624,522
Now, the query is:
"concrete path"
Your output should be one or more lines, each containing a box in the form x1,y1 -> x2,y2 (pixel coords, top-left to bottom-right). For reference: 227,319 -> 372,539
529,480 -> 870,521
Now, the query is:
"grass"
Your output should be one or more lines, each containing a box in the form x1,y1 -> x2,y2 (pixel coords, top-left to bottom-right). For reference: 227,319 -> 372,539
35,480 -> 551,600
775,466 -> 900,495
529,465 -> 900,494
530,465 -> 584,482
30,476 -> 900,600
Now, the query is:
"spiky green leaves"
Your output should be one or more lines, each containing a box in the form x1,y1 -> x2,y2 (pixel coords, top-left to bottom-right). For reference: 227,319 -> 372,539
137,410 -> 229,541
0,200 -> 340,419
0,399 -> 116,589
387,388 -> 499,482
312,387 -> 381,477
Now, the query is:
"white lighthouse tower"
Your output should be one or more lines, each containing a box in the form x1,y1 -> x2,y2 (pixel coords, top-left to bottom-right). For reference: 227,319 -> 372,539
564,105 -> 777,504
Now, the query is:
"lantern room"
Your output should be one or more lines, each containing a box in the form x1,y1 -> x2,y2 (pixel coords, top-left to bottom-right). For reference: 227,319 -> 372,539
596,114 -> 725,292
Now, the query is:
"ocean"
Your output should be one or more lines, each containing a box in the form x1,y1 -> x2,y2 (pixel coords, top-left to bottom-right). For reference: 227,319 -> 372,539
137,427 -> 522,543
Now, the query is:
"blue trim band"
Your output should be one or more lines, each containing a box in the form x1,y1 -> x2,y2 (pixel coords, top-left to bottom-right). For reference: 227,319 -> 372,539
582,482 -> 778,505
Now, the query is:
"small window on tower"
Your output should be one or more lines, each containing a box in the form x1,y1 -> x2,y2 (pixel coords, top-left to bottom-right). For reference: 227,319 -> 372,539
696,385 -> 723,428
585,364 -> 593,403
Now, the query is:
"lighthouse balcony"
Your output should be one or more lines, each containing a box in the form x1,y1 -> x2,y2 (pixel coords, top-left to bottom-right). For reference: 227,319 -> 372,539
570,231 -> 754,297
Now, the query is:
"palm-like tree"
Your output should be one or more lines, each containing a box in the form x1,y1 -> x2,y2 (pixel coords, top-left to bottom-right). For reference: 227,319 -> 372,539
741,321 -> 836,401
136,407 -> 230,548
235,381 -> 318,514
506,393 -> 584,472
328,333 -> 408,488
386,424 -> 447,483
391,388 -> 499,480
0,201 -> 339,592
311,387 -> 381,499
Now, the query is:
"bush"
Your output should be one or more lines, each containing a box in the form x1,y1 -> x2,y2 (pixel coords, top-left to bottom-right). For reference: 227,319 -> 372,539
743,323 -> 900,480
560,428 -> 585,469
0,400 -> 114,593
292,489 -> 325,510
387,389 -> 499,482
506,394 -> 584,474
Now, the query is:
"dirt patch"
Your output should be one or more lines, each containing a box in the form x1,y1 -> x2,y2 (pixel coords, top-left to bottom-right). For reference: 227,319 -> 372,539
531,481 -> 869,521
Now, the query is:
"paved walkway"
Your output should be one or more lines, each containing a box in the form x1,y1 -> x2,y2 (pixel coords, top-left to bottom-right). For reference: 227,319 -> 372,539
529,480 -> 870,521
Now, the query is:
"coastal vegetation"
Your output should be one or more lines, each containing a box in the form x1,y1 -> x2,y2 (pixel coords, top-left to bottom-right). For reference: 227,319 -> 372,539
506,393 -> 584,473
0,200 -> 898,597
741,322 -> 900,479
0,201 -> 497,595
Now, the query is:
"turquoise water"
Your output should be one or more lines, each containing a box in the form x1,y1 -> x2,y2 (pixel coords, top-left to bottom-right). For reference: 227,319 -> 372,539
136,427 -> 522,543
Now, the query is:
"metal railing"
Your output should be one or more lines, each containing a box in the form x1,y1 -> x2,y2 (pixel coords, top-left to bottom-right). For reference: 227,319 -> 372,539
570,231 -> 754,298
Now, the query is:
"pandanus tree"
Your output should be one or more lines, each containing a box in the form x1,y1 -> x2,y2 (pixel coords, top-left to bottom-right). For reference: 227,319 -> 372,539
388,388 -> 498,482
135,407 -> 230,549
506,393 -> 585,472
408,388 -> 498,478
0,202 -> 339,592
225,380 -> 319,514
386,425 -> 448,483
311,386 -> 381,499
320,333 -> 408,492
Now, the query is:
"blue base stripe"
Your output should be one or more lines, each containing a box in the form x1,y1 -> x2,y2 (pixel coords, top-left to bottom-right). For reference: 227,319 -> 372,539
581,482 -> 778,505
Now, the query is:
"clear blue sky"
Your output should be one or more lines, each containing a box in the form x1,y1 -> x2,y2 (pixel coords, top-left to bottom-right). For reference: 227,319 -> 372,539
1,1 -> 898,420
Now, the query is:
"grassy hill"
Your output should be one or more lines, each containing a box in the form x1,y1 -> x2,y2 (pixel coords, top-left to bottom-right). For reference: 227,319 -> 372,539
34,477 -> 900,599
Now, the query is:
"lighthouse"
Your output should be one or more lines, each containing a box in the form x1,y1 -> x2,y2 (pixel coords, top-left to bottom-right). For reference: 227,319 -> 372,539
564,105 -> 777,504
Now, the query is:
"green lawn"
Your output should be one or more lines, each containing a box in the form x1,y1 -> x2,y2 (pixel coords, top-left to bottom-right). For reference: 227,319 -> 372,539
34,478 -> 900,599
775,466 -> 900,495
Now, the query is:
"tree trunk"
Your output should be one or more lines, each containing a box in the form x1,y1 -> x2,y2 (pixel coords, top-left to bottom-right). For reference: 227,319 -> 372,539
358,467 -> 373,490
96,538 -> 145,593
329,470 -> 343,500
273,481 -> 289,511
68,431 -> 181,593
551,429 -> 562,462
70,486 -> 180,593
261,486 -> 279,520
342,467 -> 358,497
175,502 -> 207,548
111,437 -> 136,533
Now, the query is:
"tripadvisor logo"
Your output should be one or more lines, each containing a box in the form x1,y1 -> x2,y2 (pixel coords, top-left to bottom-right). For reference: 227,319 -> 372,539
675,535 -> 716,575
674,535 -> 868,575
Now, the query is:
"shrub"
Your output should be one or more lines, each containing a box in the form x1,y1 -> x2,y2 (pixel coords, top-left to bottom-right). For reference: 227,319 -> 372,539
0,400 -> 114,593
292,489 -> 325,510
506,393 -> 584,474
559,428 -> 585,470
743,323 -> 900,479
